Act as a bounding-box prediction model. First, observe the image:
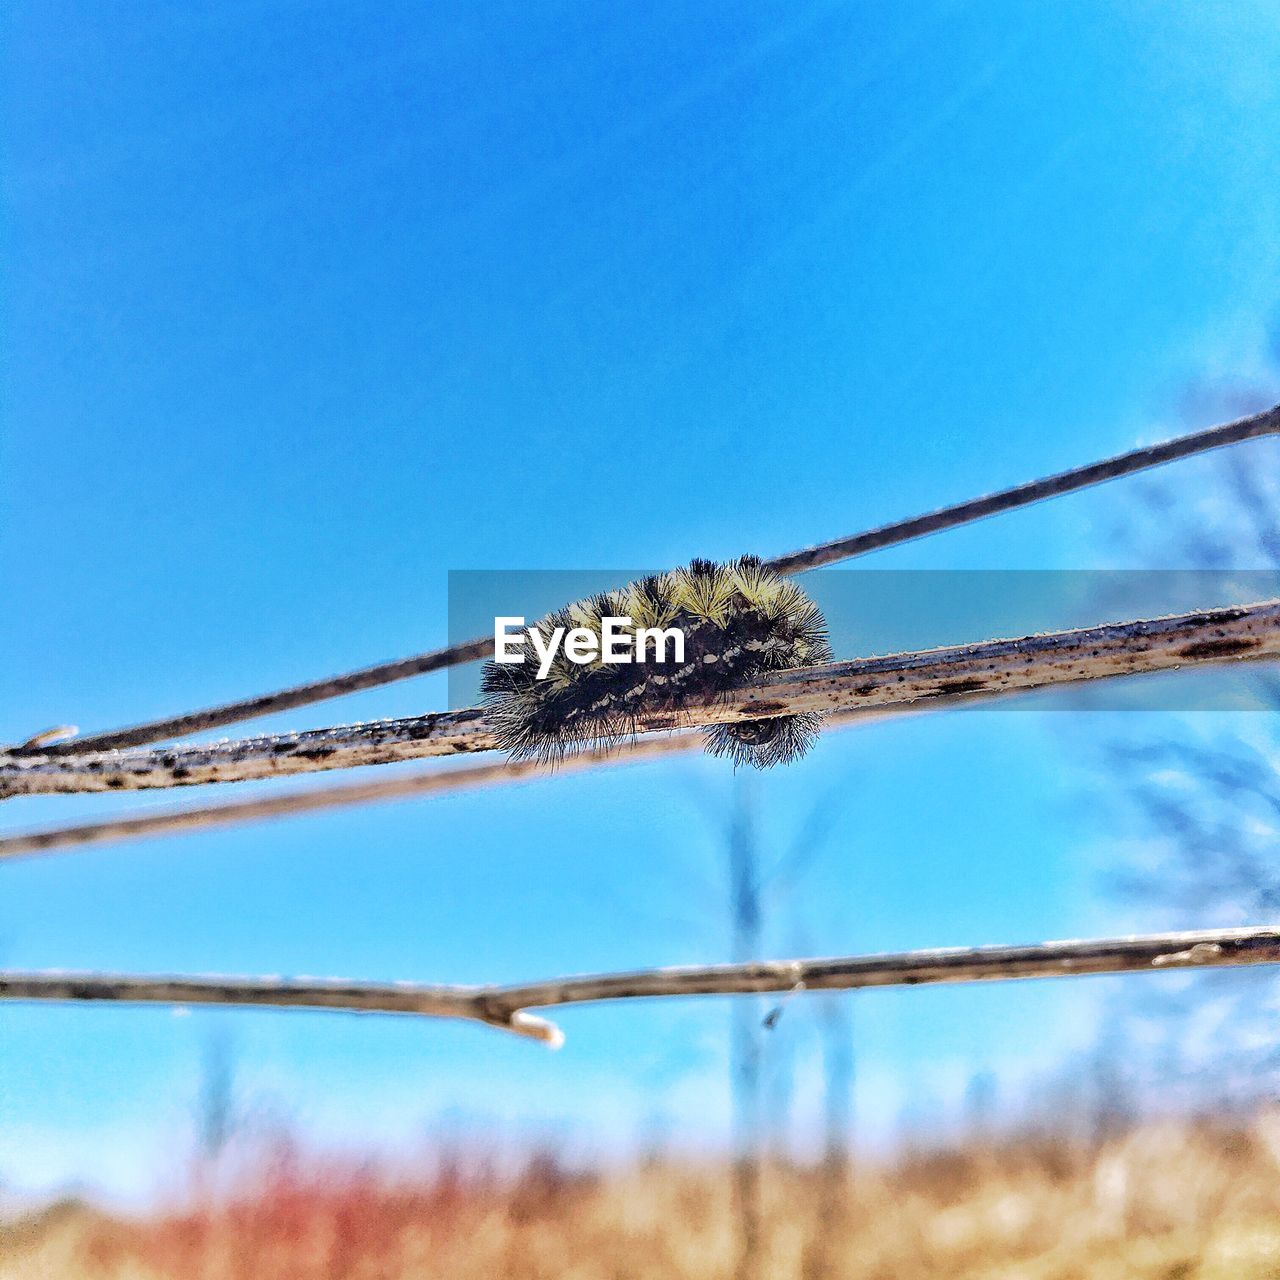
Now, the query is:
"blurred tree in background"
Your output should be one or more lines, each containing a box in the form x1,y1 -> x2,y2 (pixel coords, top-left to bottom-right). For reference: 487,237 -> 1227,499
1097,321 -> 1280,1113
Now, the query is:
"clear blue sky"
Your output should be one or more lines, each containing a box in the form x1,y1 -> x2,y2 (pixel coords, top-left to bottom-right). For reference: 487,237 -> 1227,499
3,1 -> 1280,1204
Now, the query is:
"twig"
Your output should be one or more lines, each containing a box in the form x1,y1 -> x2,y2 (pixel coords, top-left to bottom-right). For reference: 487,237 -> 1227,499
0,732 -> 704,859
2,599 -> 1277,798
32,402 -> 1280,755
0,700 -> 982,861
0,970 -> 562,1045
4,927 -> 1277,1046
767,403 -> 1280,574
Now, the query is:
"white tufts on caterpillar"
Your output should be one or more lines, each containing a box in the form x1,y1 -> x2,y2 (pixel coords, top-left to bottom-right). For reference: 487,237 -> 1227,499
481,556 -> 833,768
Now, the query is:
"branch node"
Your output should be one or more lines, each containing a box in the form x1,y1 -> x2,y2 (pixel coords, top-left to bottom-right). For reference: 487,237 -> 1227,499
1152,942 -> 1224,967
503,1009 -> 565,1048
762,969 -> 807,1029
472,996 -> 565,1047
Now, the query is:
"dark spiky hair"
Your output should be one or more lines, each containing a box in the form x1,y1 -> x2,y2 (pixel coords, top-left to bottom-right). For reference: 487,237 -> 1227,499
480,556 -> 832,768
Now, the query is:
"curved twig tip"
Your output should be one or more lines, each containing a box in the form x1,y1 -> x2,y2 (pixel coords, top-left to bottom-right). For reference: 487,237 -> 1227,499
507,1010 -> 565,1048
20,725 -> 79,750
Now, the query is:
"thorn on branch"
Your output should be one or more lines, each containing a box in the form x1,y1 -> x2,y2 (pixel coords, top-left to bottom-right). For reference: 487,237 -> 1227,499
19,725 -> 78,750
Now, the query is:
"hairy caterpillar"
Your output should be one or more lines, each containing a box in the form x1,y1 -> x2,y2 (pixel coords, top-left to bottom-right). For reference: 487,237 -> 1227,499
481,556 -> 833,768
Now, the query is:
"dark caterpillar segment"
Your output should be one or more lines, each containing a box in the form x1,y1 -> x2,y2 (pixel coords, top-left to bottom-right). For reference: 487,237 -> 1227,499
705,712 -> 825,769
480,556 -> 833,768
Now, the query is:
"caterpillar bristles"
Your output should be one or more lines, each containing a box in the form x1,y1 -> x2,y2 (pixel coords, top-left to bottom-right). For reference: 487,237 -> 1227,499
704,712 -> 825,769
480,556 -> 833,769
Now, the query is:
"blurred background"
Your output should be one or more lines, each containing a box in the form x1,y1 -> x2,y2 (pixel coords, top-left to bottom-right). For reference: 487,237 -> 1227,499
4,1 -> 1280,1275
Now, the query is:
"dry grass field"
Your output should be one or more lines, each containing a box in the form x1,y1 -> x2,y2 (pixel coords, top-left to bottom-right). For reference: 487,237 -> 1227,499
5,1114 -> 1280,1280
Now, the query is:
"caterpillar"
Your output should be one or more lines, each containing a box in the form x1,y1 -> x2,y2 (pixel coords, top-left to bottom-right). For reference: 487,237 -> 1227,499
480,555 -> 833,768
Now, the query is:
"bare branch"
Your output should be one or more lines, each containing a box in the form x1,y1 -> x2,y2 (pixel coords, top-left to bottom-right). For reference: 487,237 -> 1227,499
0,701 -> 971,862
3,599 -> 1277,798
0,970 -> 563,1046
0,732 -> 704,859
33,403 -> 1280,755
766,402 -> 1280,574
4,928 -> 1278,1047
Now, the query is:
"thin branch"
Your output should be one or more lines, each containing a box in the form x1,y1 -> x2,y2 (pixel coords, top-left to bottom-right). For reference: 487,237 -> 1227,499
0,700 -> 979,861
32,402 -> 1280,756
766,402 -> 1280,574
3,598 -> 1277,798
4,927 -> 1277,1047
0,732 -> 704,860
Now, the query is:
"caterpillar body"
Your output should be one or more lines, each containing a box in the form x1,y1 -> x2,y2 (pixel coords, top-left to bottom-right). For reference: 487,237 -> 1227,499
480,556 -> 833,768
